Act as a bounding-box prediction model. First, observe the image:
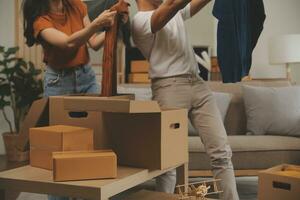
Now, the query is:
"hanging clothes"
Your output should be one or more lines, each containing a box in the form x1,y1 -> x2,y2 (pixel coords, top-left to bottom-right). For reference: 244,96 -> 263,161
88,0 -> 118,21
213,0 -> 266,83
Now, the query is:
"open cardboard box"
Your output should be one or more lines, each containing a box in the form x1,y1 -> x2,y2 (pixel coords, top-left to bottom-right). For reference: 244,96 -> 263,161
20,95 -> 188,170
50,96 -> 188,170
258,164 -> 300,200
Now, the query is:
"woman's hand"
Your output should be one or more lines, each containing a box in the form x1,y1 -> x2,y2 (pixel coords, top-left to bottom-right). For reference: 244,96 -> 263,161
91,10 -> 117,30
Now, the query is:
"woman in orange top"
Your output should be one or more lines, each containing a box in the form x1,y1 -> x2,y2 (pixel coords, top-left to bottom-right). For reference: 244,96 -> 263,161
23,0 -> 117,97
23,0 -> 119,200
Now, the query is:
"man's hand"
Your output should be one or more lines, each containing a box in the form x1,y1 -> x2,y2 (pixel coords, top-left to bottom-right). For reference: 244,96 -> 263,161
121,13 -> 129,24
190,0 -> 211,17
151,0 -> 191,33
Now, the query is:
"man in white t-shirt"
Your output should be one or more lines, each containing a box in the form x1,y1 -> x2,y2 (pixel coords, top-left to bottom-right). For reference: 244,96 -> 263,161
132,0 -> 239,200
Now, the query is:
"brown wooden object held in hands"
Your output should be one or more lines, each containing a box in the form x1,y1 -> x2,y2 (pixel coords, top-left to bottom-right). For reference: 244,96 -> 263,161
101,0 -> 129,96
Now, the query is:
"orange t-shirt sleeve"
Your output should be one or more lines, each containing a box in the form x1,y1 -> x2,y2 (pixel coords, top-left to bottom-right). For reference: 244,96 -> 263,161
33,16 -> 54,38
74,0 -> 88,18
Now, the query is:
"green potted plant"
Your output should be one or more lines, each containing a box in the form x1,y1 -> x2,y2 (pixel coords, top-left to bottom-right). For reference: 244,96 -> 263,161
0,46 -> 43,161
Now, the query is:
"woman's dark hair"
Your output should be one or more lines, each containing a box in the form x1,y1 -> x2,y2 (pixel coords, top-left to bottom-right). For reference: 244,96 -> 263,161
23,0 -> 50,47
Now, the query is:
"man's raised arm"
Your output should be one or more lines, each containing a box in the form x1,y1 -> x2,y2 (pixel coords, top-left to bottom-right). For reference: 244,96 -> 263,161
151,0 -> 191,33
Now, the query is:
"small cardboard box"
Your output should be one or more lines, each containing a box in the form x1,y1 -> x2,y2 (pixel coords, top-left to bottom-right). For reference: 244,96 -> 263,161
50,96 -> 188,170
126,190 -> 179,200
258,164 -> 300,200
30,125 -> 94,170
131,60 -> 150,73
53,150 -> 117,182
128,73 -> 151,83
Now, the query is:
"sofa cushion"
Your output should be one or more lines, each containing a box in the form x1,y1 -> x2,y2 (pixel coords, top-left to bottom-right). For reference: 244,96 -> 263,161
207,80 -> 291,135
189,135 -> 300,170
242,85 -> 300,137
189,92 -> 232,136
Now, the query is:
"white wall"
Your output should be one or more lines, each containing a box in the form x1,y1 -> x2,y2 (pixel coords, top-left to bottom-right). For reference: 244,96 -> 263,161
0,0 -> 15,47
251,0 -> 300,80
293,66 -> 300,85
0,0 -> 16,154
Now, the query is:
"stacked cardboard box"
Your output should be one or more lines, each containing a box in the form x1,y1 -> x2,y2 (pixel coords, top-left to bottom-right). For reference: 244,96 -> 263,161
30,125 -> 118,182
210,57 -> 222,81
258,164 -> 300,200
30,125 -> 94,170
129,60 -> 151,83
53,150 -> 117,181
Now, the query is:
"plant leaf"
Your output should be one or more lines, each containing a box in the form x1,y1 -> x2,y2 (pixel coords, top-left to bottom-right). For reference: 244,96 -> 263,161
6,47 -> 19,55
0,83 -> 11,96
6,57 -> 18,63
0,99 -> 10,109
0,46 -> 4,53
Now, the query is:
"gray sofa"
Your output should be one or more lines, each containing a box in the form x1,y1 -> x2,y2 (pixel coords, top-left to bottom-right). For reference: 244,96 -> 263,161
119,80 -> 300,176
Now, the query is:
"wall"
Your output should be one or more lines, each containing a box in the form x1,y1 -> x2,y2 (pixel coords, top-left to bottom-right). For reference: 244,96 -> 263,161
0,0 -> 16,154
251,0 -> 300,80
291,64 -> 300,85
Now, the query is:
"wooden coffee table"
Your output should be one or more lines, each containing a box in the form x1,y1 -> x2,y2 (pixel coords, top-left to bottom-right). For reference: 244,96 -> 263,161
0,155 -> 29,200
0,163 -> 188,200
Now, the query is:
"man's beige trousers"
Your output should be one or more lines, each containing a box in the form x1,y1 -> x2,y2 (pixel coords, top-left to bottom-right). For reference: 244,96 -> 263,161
152,74 -> 239,200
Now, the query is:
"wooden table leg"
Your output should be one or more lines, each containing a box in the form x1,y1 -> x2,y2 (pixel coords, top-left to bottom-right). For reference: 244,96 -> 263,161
176,163 -> 188,193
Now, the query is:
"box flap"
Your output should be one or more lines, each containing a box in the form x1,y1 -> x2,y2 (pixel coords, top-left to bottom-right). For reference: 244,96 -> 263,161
53,150 -> 116,159
59,96 -> 161,113
260,164 -> 300,178
32,125 -> 90,133
16,98 -> 49,151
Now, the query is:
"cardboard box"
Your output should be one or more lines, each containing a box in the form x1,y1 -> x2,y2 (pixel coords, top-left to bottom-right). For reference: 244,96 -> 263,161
258,164 -> 300,200
30,125 -> 94,170
131,60 -> 150,73
128,73 -> 151,84
50,97 -> 188,170
53,150 -> 117,182
49,95 -> 134,149
126,190 -> 179,200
